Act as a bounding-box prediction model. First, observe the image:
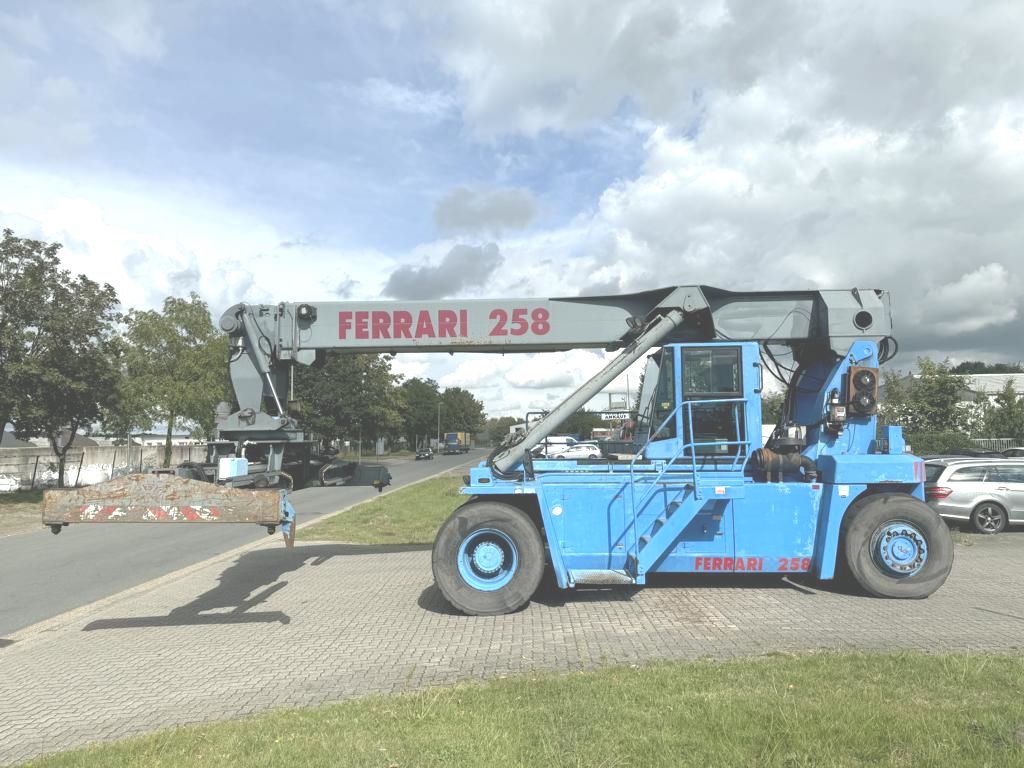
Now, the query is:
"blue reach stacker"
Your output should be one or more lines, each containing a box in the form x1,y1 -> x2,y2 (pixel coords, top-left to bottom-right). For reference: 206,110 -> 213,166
43,285 -> 953,614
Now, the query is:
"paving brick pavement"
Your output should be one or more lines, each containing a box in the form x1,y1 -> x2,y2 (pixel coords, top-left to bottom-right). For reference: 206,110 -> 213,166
1,534 -> 1022,765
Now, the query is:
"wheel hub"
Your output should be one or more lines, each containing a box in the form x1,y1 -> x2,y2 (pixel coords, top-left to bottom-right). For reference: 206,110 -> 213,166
456,528 -> 519,592
471,541 -> 505,574
873,523 -> 928,576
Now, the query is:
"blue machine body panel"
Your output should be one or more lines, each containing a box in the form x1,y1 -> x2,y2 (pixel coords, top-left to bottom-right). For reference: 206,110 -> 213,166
464,340 -> 925,590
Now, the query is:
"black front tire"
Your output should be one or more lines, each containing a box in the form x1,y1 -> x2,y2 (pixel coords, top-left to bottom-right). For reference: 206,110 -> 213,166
970,502 -> 1007,535
842,493 -> 953,599
432,501 -> 544,616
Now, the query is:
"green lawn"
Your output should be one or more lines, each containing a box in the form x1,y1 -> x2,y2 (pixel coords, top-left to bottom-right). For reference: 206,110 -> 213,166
25,652 -> 1024,767
297,473 -> 465,545
0,488 -> 43,506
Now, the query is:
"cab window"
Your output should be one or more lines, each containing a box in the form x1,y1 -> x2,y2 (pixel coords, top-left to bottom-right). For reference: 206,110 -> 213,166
650,353 -> 677,440
681,347 -> 743,455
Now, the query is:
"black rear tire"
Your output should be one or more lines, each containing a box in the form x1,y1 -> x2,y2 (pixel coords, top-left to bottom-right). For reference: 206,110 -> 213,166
432,501 -> 544,616
842,493 -> 953,599
970,502 -> 1007,535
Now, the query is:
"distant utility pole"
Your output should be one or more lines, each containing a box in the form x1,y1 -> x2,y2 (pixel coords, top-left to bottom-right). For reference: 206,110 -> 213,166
436,401 -> 441,446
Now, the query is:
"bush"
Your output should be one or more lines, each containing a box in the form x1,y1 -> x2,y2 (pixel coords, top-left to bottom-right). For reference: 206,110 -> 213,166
905,431 -> 977,455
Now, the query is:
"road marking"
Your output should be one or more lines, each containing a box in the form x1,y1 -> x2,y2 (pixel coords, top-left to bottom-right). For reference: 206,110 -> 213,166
6,454 -> 482,645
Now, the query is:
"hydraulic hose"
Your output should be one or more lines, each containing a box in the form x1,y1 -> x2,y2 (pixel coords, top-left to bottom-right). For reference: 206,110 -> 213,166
752,447 -> 817,482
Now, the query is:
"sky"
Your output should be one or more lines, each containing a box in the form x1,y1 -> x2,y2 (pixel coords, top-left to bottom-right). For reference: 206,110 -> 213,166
2,0 -> 1023,419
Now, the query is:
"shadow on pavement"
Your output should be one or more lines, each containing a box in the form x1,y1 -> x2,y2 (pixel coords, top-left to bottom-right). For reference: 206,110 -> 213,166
417,584 -> 461,615
418,569 -> 828,616
84,542 -> 431,631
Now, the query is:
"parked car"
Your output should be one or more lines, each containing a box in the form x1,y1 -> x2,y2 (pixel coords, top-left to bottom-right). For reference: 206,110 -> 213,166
1002,447 -> 1024,458
415,447 -> 434,460
920,448 -> 1006,459
550,443 -> 603,460
924,458 -> 1024,534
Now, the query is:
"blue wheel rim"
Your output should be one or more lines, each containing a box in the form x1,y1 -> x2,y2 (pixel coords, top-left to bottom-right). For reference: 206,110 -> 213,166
872,522 -> 928,577
457,528 -> 518,591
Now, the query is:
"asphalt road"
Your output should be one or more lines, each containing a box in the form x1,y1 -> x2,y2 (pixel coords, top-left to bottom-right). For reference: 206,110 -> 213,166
0,449 -> 484,638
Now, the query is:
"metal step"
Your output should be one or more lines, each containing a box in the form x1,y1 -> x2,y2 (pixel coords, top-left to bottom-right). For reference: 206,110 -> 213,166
569,569 -> 635,585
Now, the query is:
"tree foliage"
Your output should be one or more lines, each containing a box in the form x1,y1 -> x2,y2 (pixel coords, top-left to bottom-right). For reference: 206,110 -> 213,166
113,294 -> 230,466
439,387 -> 486,434
1,229 -> 120,485
880,359 -> 977,435
761,392 -> 785,424
295,352 -> 405,449
982,380 -> 1024,440
485,416 -> 520,445
559,409 -> 609,439
951,360 -> 1024,374
400,377 -> 441,447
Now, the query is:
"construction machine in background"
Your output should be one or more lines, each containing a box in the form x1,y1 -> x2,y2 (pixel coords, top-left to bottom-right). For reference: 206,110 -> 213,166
43,285 -> 953,613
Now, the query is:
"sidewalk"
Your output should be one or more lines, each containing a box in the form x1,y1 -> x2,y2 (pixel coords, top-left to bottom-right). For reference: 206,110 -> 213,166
2,534 -> 1022,765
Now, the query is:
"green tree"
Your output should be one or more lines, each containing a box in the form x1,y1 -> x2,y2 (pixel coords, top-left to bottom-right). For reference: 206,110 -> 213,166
485,415 -> 520,445
982,380 -> 1024,440
439,387 -> 486,434
560,409 -> 608,439
911,359 -> 966,432
880,358 -> 969,434
761,392 -> 785,424
951,361 -> 1024,374
1,230 -> 121,485
116,294 -> 230,467
0,229 -> 63,432
400,377 -> 441,448
295,352 -> 405,450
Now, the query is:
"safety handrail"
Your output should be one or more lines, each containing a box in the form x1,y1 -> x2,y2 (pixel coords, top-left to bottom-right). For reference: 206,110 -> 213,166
627,397 -> 752,570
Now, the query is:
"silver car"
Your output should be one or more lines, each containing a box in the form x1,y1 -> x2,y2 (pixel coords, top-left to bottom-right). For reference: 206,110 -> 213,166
924,459 -> 1024,534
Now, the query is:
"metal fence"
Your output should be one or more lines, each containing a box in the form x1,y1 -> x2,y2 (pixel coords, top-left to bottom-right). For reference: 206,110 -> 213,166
970,438 -> 1024,451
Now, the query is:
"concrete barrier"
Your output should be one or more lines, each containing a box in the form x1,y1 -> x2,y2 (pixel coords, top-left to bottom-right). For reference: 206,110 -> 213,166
0,444 -> 208,490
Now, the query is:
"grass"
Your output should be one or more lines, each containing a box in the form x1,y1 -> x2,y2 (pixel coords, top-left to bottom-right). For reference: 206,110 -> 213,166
297,473 -> 465,545
0,488 -> 44,536
0,488 -> 43,506
23,652 -> 1024,767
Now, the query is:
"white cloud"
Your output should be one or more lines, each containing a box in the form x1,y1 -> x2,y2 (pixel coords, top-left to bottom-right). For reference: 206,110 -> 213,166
917,264 -> 1020,335
350,78 -> 457,119
0,11 -> 49,51
90,0 -> 166,60
0,165 -> 393,316
5,0 -> 1024,422
438,349 -> 646,417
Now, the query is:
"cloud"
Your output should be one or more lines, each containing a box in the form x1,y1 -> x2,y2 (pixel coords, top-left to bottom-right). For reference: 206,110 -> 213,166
350,77 -> 457,119
433,186 -> 537,235
332,278 -> 359,298
383,242 -> 503,299
414,1 -> 1024,370
91,0 -> 166,60
430,1 -> 1024,137
0,11 -> 49,51
917,264 -> 1020,335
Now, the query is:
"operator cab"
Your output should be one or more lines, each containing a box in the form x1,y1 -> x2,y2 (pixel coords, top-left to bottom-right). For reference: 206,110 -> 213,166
637,342 -> 761,467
